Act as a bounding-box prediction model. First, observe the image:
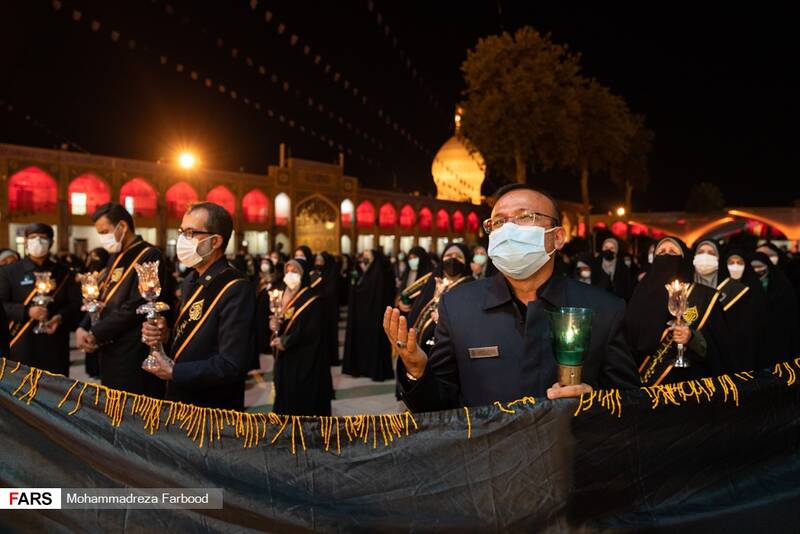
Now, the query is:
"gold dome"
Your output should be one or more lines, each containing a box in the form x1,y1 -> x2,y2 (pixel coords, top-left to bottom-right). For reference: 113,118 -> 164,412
431,135 -> 485,205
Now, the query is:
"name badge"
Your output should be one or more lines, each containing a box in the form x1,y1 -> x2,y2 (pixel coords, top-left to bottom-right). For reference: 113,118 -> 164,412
468,346 -> 500,359
21,277 -> 33,286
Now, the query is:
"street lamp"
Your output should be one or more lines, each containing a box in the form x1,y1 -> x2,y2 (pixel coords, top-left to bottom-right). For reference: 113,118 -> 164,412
615,206 -> 626,217
178,152 -> 197,169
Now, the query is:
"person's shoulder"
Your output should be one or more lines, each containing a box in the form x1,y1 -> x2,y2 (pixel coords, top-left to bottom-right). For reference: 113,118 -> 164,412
442,276 -> 490,304
564,277 -> 625,312
139,241 -> 165,259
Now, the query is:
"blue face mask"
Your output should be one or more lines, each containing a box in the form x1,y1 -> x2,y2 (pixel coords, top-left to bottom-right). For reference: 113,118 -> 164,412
487,223 -> 558,280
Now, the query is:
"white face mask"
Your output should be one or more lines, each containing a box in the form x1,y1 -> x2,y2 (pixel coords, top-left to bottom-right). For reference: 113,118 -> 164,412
99,223 -> 124,253
728,264 -> 745,280
284,272 -> 301,290
408,257 -> 420,270
26,237 -> 50,259
693,253 -> 719,276
473,253 -> 487,266
260,262 -> 271,273
487,223 -> 558,280
176,234 -> 213,268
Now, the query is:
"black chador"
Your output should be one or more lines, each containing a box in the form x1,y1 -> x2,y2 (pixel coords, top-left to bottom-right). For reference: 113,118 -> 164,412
626,237 -> 735,386
1,257 -> 80,375
713,251 -> 768,371
80,236 -> 166,396
317,252 -> 342,366
167,257 -> 255,410
272,259 -> 332,416
750,252 -> 800,368
342,250 -> 395,381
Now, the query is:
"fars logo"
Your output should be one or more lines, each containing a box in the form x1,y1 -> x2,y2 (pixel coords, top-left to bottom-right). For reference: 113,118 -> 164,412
0,489 -> 61,509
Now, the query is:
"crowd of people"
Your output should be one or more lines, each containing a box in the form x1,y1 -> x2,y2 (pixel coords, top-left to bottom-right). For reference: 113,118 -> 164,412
1,187 -> 799,416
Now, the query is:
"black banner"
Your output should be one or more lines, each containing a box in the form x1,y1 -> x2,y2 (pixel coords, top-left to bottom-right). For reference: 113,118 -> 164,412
2,357 -> 800,532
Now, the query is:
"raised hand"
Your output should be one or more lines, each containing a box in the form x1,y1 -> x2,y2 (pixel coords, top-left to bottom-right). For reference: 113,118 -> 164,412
383,306 -> 427,379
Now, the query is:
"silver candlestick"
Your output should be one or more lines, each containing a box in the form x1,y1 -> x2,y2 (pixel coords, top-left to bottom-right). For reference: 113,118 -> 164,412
134,261 -> 173,370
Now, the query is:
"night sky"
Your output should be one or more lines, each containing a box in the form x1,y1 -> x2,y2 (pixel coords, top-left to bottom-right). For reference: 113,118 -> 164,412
1,1 -> 796,212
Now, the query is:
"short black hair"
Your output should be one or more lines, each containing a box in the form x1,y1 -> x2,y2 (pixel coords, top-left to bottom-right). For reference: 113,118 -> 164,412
91,202 -> 136,232
187,201 -> 233,251
491,183 -> 561,225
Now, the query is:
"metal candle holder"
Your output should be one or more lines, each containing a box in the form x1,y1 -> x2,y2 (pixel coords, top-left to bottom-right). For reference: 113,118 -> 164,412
79,271 -> 104,325
269,286 -> 284,336
134,261 -> 173,370
665,279 -> 691,368
425,277 -> 451,346
32,271 -> 56,334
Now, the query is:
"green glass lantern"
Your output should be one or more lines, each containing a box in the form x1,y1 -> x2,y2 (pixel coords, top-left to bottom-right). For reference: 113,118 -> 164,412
547,307 -> 593,386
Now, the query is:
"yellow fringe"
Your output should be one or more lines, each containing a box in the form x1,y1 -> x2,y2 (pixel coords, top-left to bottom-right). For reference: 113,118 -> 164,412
494,401 -> 516,414
7,357 -> 796,454
641,373 -> 744,410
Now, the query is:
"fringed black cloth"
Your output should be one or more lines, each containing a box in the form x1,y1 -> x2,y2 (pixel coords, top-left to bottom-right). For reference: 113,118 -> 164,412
2,357 -> 800,532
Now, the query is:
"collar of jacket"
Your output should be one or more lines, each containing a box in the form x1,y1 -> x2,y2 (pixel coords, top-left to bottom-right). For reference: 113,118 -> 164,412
187,256 -> 231,288
21,256 -> 55,272
483,271 -> 567,311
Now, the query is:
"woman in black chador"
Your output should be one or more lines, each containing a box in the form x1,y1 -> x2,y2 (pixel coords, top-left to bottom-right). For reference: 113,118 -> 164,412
342,249 -> 395,381
750,251 -> 799,368
625,236 -> 735,386
269,258 -> 332,416
316,251 -> 342,366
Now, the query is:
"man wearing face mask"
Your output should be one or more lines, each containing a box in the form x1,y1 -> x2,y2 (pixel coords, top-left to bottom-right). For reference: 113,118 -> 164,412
470,245 -> 491,280
75,203 -> 167,395
0,223 -> 81,375
383,184 -> 639,412
591,237 -> 633,301
141,202 -> 256,410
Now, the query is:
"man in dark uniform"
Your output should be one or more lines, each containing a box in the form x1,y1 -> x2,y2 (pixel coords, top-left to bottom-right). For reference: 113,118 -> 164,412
76,203 -> 167,397
384,184 -> 640,412
0,223 -> 80,375
141,202 -> 255,410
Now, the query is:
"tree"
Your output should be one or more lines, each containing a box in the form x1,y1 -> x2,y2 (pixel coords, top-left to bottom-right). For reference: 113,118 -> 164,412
610,114 -> 654,215
686,182 -> 725,213
570,80 -> 633,234
459,27 -> 582,184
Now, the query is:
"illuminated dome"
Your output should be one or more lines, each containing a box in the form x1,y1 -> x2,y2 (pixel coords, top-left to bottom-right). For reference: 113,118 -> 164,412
431,109 -> 485,205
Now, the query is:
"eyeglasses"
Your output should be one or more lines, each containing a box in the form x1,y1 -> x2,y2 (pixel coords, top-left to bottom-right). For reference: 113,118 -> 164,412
177,228 -> 214,239
482,210 -> 560,234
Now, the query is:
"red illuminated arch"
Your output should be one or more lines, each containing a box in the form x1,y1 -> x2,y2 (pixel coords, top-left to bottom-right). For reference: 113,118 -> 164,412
379,202 -> 397,229
119,178 -> 157,217
206,185 -> 236,215
242,188 -> 270,224
399,204 -> 415,230
418,207 -> 432,232
166,182 -> 199,219
69,173 -> 110,215
466,212 -> 480,233
356,200 -> 375,229
7,167 -> 57,213
436,209 -> 450,232
610,221 -> 628,238
452,210 -> 465,232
